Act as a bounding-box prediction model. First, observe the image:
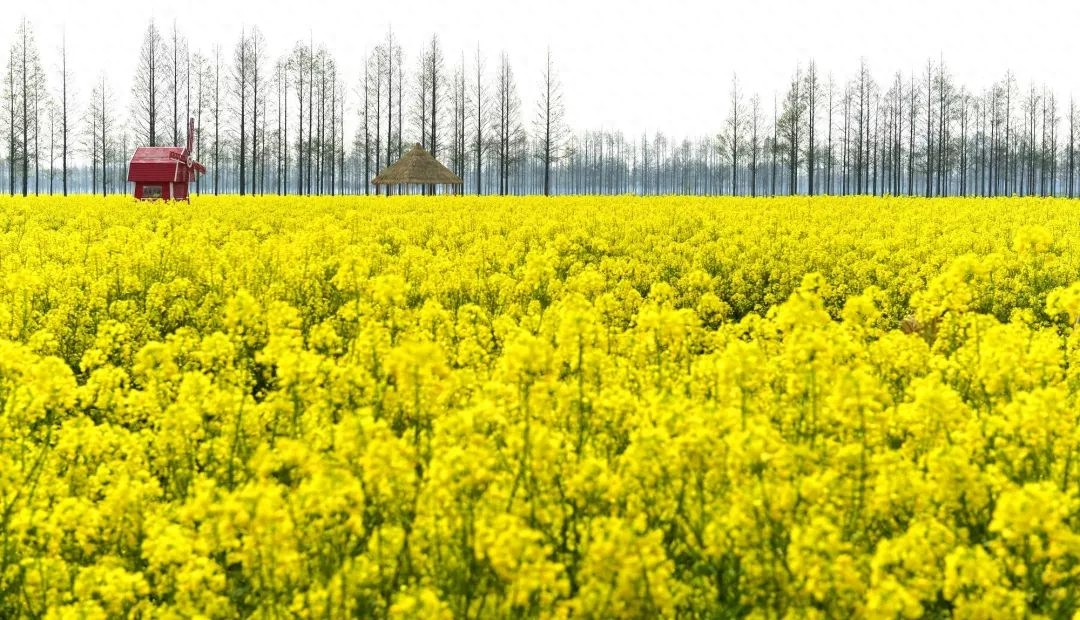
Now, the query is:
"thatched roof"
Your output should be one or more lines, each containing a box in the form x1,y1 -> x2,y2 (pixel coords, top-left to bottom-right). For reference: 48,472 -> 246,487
372,143 -> 463,185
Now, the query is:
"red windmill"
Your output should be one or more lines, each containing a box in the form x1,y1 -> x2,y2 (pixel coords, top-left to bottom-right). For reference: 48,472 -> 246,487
127,118 -> 206,201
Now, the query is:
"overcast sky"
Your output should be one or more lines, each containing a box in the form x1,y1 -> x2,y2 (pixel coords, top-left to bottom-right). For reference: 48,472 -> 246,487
5,0 -> 1080,139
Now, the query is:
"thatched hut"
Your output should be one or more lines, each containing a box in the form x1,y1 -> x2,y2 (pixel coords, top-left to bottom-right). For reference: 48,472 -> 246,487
372,143 -> 463,195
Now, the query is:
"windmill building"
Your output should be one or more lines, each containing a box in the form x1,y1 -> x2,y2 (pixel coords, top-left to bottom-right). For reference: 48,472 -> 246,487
127,118 -> 206,201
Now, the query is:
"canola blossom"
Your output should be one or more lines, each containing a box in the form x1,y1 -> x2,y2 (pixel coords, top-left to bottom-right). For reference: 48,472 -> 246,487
2,194 -> 1080,618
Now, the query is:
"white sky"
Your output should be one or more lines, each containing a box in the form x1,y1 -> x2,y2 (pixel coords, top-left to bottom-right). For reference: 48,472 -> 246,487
5,0 -> 1080,140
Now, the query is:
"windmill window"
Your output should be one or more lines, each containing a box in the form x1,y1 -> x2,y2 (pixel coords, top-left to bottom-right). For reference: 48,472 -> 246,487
143,185 -> 163,199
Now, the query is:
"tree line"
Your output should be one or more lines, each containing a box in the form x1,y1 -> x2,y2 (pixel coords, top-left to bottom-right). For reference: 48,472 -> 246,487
4,18 -> 1080,198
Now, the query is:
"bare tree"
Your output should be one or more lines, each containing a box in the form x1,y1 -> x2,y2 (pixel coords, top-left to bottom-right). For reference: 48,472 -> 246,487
770,95 -> 778,195
98,76 -> 111,197
413,48 -> 429,151
333,67 -> 344,195
804,60 -> 819,195
396,46 -> 404,163
362,47 -> 383,193
427,34 -> 444,161
1003,70 -> 1014,195
749,93 -> 762,197
290,41 -> 308,194
962,89 -> 974,195
232,28 -> 250,195
9,18 -> 46,197
724,73 -> 744,195
249,27 -> 266,195
1045,90 -> 1058,197
1068,97 -> 1076,198
314,47 -> 337,195
471,44 -> 487,194
5,39 -> 17,195
855,59 -> 873,195
131,20 -> 164,147
0,36 -> 1069,198
307,35 -> 315,194
990,83 -> 999,196
447,54 -> 468,193
383,29 -> 401,193
46,100 -> 56,193
893,73 -> 903,196
779,65 -> 804,195
85,74 -> 113,197
82,84 -> 98,195
534,47 -> 566,196
274,57 -> 286,194
935,58 -> 951,196
825,74 -> 835,194
907,74 -> 919,196
493,52 -> 523,195
167,21 -> 189,147
31,51 -> 43,195
58,30 -> 72,195
212,44 -> 222,194
192,51 -> 209,195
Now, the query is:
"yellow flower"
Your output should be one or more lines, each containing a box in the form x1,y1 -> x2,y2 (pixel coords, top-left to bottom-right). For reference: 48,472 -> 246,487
4,194 -> 1080,618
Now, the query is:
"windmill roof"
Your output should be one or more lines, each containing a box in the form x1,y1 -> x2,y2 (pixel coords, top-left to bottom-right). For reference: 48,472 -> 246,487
131,146 -> 185,162
128,146 -> 205,182
372,143 -> 463,185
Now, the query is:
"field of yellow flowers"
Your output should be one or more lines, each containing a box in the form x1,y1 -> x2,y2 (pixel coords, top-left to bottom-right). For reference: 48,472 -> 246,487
2,194 -> 1080,618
